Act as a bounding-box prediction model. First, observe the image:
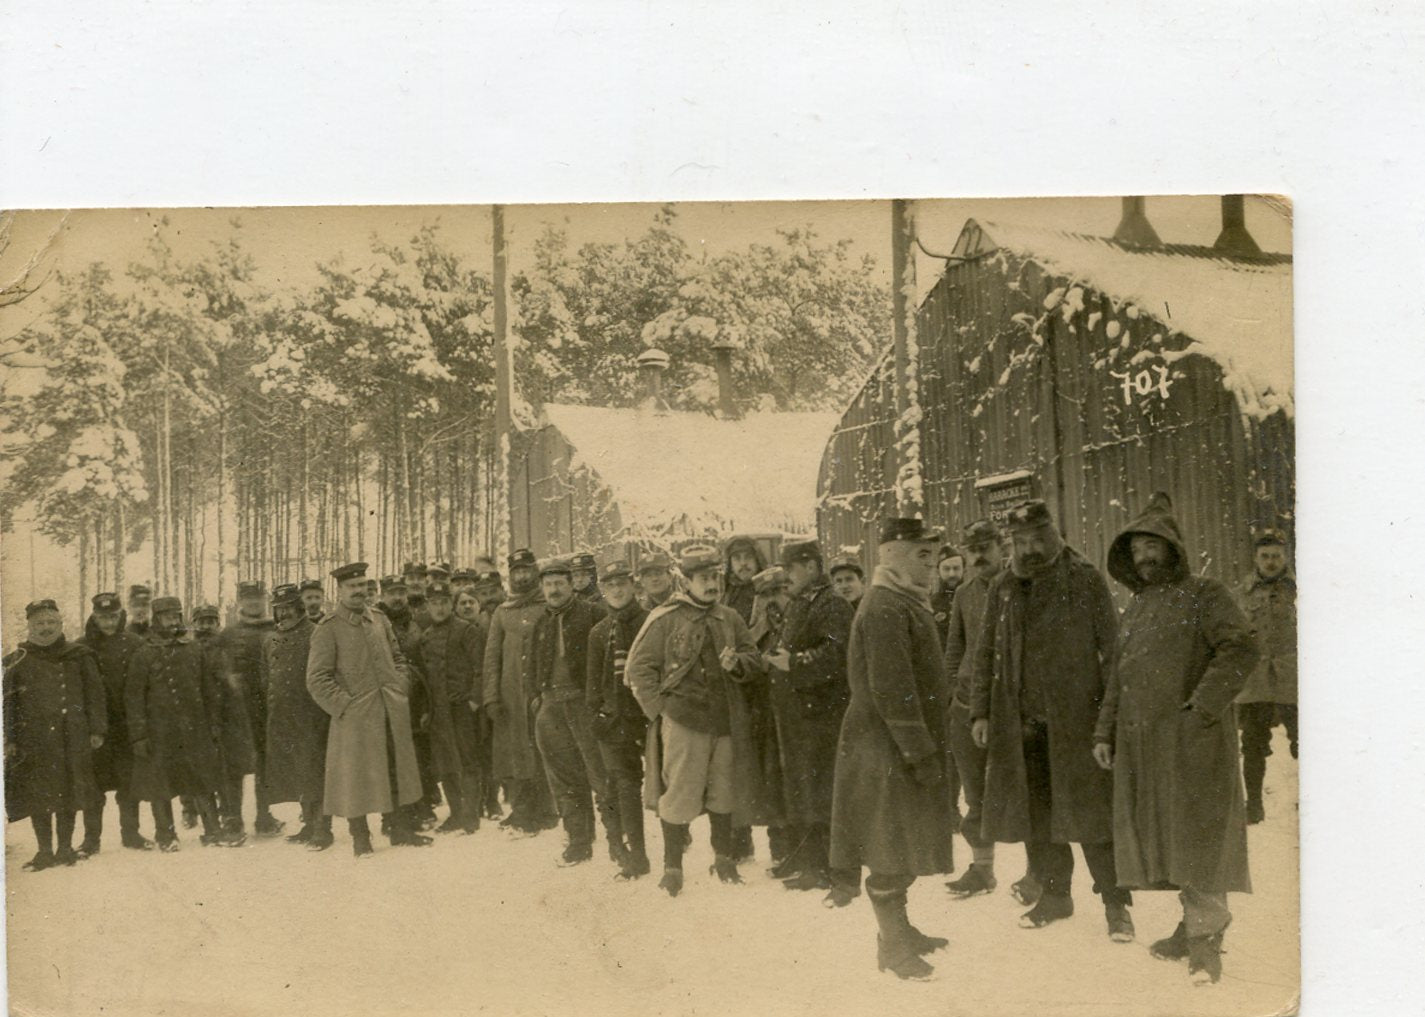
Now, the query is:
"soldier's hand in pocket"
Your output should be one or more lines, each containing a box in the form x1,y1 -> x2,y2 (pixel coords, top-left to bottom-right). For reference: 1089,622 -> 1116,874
971,719 -> 989,749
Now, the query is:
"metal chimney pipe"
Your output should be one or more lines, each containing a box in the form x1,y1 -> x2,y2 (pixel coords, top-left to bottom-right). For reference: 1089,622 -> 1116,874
1113,196 -> 1161,246
1213,195 -> 1262,256
636,348 -> 670,410
711,339 -> 737,419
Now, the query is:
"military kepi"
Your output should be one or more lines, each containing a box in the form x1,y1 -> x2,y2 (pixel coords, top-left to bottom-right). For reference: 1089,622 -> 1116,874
1004,499 -> 1054,533
599,560 -> 632,582
878,517 -> 942,544
298,578 -> 323,593
679,545 -> 721,575
237,580 -> 266,598
539,557 -> 572,578
25,599 -> 59,617
91,591 -> 122,613
330,561 -> 369,581
1254,527 -> 1288,548
272,583 -> 301,606
779,539 -> 822,567
961,518 -> 1000,548
151,596 -> 183,615
508,547 -> 537,570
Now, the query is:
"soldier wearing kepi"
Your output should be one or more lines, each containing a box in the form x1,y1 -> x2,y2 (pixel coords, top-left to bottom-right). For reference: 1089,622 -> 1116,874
765,540 -> 858,906
125,596 -> 241,850
417,579 -> 485,835
305,562 -> 430,857
183,603 -> 228,832
299,579 -> 327,622
1234,528 -> 1297,825
626,545 -> 762,898
376,574 -> 439,830
532,558 -> 617,867
191,605 -> 222,642
970,500 -> 1131,940
828,555 -> 865,609
930,544 -> 964,646
482,548 -> 559,835
829,518 -> 952,982
570,552 -> 606,612
635,552 -> 677,611
1096,494 -> 1260,985
4,600 -> 107,870
261,584 -> 332,850
214,580 -> 282,836
78,592 -> 153,854
942,520 -> 1021,900
126,584 -> 153,638
586,559 -> 652,880
746,566 -> 794,876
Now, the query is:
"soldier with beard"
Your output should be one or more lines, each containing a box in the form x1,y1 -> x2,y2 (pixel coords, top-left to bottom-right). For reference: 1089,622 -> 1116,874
403,562 -> 431,628
5,600 -> 106,870
262,584 -> 333,850
1234,528 -> 1297,825
720,535 -> 768,861
306,562 -> 430,857
126,584 -> 152,638
299,579 -> 327,622
747,566 -> 794,874
78,592 -> 154,854
587,560 -> 652,880
125,597 -> 241,850
627,546 -> 763,898
214,581 -> 283,837
930,546 -> 964,645
183,604 -> 230,831
482,548 -> 559,835
1096,494 -> 1259,985
418,580 -> 484,835
829,518 -> 952,981
467,570 -> 506,819
970,500 -> 1131,941
376,575 -> 439,829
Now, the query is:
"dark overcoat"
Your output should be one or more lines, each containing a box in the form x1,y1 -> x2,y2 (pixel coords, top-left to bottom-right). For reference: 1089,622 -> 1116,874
771,578 -> 854,828
3,638 -> 106,821
261,616 -> 329,805
80,617 -> 143,794
1099,507 -> 1260,893
214,615 -> 275,760
585,600 -> 650,737
969,548 -> 1118,845
829,573 -> 952,876
125,633 -> 226,801
480,586 -> 547,782
1235,572 -> 1297,706
306,605 -> 423,817
418,615 -> 484,777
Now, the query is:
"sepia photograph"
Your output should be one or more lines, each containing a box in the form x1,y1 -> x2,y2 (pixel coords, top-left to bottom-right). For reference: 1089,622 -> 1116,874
0,195 -> 1298,1016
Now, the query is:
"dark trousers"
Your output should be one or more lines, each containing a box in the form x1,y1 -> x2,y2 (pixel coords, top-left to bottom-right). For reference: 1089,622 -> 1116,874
31,811 -> 77,854
947,700 -> 990,851
1239,701 -> 1298,801
1023,722 -> 1129,906
152,793 -> 222,844
598,727 -> 647,858
535,696 -> 614,850
82,789 -> 147,845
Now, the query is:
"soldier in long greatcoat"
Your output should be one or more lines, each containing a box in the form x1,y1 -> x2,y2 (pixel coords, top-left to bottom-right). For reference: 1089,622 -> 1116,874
306,562 -> 430,858
829,519 -> 952,981
1097,493 -> 1260,985
261,584 -> 331,849
481,548 -> 558,835
78,592 -> 153,854
125,597 -> 240,850
418,580 -> 485,835
4,600 -> 106,870
214,580 -> 281,836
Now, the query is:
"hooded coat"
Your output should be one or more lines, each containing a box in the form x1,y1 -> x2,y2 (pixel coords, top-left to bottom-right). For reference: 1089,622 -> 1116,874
625,592 -> 763,827
305,605 -> 423,817
419,614 -> 484,778
125,632 -> 226,802
969,545 -> 1118,845
3,637 -> 106,822
480,584 -> 548,781
771,576 -> 854,827
1098,499 -> 1260,893
829,568 -> 952,876
80,616 -> 144,794
261,615 -> 328,805
720,538 -> 768,625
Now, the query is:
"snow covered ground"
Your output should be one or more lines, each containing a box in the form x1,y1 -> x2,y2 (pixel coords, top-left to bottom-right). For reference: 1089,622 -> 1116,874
5,730 -> 1298,1017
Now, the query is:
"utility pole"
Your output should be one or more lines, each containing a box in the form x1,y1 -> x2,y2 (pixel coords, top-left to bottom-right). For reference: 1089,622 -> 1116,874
890,199 -> 923,517
492,205 -> 513,562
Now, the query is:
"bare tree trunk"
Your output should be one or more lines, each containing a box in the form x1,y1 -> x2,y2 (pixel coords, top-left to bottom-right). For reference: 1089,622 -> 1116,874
354,445 -> 366,564
115,501 -> 126,602
299,420 -> 310,577
398,416 -> 413,565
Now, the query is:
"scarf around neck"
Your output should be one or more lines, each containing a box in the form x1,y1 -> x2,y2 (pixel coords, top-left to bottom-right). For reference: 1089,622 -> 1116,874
871,565 -> 933,612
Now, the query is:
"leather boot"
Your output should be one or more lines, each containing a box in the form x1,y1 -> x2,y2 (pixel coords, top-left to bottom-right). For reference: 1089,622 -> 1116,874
870,882 -> 934,980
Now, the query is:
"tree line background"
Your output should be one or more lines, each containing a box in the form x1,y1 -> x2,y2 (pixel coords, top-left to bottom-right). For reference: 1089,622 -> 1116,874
0,206 -> 888,619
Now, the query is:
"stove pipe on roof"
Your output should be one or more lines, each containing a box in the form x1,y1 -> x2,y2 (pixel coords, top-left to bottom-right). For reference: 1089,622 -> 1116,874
1213,195 -> 1262,257
1112,196 -> 1162,247
711,338 -> 739,420
636,347 -> 670,412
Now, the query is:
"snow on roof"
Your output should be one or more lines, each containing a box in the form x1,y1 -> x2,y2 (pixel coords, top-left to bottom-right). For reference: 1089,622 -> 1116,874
962,219 -> 1294,419
541,403 -> 840,541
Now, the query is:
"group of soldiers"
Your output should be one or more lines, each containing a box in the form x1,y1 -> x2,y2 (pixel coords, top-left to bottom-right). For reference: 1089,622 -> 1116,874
3,494 -> 1296,988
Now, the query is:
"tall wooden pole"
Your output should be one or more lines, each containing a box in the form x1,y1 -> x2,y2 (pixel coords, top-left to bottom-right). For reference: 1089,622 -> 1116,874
890,199 -> 923,518
492,205 -> 513,562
